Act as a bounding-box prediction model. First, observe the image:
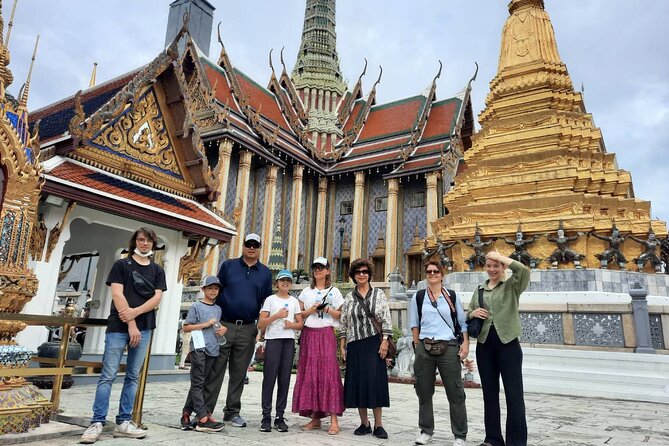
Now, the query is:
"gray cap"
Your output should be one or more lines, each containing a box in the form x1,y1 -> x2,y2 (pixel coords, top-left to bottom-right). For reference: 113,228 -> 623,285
202,276 -> 221,287
311,256 -> 329,268
244,233 -> 261,244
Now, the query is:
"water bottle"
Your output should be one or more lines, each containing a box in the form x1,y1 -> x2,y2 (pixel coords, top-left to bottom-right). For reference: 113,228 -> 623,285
212,322 -> 227,346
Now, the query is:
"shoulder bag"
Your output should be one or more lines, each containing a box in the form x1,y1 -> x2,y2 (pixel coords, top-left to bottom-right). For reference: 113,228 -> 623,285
466,287 -> 486,338
356,288 -> 397,357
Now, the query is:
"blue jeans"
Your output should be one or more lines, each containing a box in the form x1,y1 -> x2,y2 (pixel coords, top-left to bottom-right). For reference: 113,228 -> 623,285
91,330 -> 151,424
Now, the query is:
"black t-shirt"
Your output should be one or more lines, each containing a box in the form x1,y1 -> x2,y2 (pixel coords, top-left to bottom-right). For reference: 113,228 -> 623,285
105,257 -> 167,333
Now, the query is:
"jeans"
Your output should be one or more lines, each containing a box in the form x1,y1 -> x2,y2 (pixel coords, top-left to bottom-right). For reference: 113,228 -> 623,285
91,330 -> 151,424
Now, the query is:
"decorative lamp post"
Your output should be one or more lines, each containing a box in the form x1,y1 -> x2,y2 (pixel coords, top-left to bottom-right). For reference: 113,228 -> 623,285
338,217 -> 346,282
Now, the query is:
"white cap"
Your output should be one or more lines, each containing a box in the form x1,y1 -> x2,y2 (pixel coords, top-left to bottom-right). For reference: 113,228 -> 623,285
244,233 -> 261,244
311,256 -> 329,268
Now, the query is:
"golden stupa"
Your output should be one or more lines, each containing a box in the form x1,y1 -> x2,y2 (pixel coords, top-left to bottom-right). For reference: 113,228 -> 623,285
431,0 -> 667,272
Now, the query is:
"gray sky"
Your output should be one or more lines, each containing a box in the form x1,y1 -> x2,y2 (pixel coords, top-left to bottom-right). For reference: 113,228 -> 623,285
8,1 -> 669,224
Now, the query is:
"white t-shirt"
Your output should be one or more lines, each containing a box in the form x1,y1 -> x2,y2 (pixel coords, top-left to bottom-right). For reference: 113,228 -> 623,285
260,294 -> 302,339
298,286 -> 344,328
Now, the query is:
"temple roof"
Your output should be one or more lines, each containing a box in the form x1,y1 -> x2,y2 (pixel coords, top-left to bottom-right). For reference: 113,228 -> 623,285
42,157 -> 235,240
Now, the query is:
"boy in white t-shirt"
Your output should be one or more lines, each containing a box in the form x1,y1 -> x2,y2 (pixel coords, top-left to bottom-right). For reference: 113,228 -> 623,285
257,269 -> 303,433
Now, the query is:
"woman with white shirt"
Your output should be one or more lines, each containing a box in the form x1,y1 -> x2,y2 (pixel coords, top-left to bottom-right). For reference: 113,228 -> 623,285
410,260 -> 469,446
291,257 -> 345,435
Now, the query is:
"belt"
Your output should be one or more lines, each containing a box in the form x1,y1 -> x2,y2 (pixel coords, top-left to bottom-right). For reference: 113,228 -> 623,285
222,319 -> 256,326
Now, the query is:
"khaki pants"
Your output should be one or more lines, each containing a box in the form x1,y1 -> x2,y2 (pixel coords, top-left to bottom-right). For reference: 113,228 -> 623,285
413,340 -> 467,440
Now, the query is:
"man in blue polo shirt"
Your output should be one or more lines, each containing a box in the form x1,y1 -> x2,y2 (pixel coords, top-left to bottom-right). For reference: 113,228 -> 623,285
203,233 -> 272,428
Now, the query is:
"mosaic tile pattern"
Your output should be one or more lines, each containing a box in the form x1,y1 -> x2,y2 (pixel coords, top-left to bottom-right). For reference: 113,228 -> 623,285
283,168 -> 293,254
298,177 -> 309,268
0,211 -> 16,263
219,151 -> 240,259
333,177 -> 354,257
245,167 -> 265,235
367,176 -> 387,257
649,314 -> 664,349
520,313 -> 564,344
244,164 -> 258,236
573,313 -> 624,347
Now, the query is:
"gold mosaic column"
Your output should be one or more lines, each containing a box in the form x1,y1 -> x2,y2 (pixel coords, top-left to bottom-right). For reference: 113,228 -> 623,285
230,150 -> 252,258
313,177 -> 328,257
261,165 -> 279,264
426,172 -> 439,239
205,139 -> 233,274
385,178 -> 400,277
350,171 -> 366,261
287,164 -> 304,270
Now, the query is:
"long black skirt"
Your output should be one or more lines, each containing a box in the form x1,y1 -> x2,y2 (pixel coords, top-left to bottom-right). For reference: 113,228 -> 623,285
343,335 -> 390,408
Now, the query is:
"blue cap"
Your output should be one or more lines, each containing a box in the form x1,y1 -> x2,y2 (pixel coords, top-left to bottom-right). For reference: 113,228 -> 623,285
276,269 -> 293,281
202,276 -> 221,287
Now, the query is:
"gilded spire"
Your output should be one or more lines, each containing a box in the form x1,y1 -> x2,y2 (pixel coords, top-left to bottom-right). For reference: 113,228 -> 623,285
17,34 -> 38,112
0,0 -> 15,97
292,0 -> 346,96
89,61 -> 98,88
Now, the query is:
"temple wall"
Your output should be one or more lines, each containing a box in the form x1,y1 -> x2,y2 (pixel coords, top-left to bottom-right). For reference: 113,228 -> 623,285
366,176 -> 387,257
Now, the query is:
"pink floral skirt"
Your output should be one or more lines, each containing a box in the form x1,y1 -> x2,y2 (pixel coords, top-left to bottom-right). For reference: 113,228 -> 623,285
292,326 -> 344,418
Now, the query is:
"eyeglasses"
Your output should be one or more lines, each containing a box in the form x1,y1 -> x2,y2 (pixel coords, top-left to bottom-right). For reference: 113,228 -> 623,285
354,269 -> 370,275
244,241 -> 260,249
426,269 -> 441,275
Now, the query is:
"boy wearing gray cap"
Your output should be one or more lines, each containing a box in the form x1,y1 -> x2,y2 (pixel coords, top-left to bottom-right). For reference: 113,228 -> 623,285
180,276 -> 228,433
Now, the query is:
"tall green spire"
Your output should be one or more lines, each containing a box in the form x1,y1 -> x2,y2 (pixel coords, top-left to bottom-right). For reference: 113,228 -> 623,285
292,0 -> 346,96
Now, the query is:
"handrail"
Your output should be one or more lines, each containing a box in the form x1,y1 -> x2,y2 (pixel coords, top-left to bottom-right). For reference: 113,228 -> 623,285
0,312 -> 152,421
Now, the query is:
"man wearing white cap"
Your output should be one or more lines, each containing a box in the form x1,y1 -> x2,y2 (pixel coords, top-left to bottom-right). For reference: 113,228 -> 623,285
202,233 -> 272,428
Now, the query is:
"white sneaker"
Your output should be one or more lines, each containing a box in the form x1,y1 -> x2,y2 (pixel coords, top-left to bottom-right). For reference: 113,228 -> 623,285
453,438 -> 467,446
415,431 -> 433,445
112,420 -> 147,439
80,422 -> 103,444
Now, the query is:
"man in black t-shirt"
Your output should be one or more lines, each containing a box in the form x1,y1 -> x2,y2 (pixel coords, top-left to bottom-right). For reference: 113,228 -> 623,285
80,227 -> 167,444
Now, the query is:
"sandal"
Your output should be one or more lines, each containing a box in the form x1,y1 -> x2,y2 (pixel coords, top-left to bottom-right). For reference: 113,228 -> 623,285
327,424 -> 340,435
302,419 -> 321,431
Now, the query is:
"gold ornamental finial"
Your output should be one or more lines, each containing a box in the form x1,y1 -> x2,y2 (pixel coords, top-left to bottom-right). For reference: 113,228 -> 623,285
4,0 -> 16,46
0,0 -> 16,96
89,61 -> 98,88
17,33 -> 38,112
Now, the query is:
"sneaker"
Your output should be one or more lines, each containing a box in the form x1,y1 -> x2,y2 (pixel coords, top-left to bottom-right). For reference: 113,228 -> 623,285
416,431 -> 433,445
354,423 -> 372,435
244,377 -> 250,385
453,439 -> 467,446
229,415 -> 247,427
273,417 -> 289,432
181,414 -> 193,431
373,426 -> 389,439
113,420 -> 147,439
80,422 -> 103,444
260,417 -> 272,432
195,419 -> 225,433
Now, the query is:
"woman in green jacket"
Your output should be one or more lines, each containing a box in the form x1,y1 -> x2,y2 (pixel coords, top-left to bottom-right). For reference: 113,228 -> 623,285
468,250 -> 530,446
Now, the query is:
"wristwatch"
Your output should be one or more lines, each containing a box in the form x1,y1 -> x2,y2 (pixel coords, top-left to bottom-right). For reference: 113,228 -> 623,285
382,335 -> 389,340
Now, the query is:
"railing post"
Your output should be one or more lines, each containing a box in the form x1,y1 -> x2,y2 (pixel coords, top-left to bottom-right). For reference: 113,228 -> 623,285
132,329 -> 154,428
50,322 -> 71,413
629,281 -> 656,354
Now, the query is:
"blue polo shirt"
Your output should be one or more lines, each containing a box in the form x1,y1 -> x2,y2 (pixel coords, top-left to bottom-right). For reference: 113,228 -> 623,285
215,256 -> 273,323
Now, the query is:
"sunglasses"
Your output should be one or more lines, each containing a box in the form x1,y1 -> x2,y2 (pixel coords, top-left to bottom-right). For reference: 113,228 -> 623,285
312,265 -> 327,271
354,269 -> 370,275
244,241 -> 260,249
426,269 -> 441,275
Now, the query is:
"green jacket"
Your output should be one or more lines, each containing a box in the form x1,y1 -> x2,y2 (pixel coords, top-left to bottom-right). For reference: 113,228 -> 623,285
467,260 -> 530,344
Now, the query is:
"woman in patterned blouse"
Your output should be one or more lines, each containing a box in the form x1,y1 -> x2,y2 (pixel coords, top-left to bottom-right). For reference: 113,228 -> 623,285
339,258 -> 392,439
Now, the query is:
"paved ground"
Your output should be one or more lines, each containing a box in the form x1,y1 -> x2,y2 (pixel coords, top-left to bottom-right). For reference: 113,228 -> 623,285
24,372 -> 669,445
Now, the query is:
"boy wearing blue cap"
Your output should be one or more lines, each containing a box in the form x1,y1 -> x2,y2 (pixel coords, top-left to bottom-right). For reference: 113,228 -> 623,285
257,270 -> 303,433
180,276 -> 228,433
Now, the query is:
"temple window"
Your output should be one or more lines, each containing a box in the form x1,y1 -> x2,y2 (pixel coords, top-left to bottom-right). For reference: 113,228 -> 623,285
340,200 -> 353,215
409,191 -> 425,208
374,196 -> 388,212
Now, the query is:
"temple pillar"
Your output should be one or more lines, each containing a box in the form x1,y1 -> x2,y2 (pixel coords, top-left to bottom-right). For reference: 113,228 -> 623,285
385,178 -> 400,277
426,172 -> 439,238
313,177 -> 328,257
287,165 -> 304,270
205,138 -> 233,275
261,165 -> 279,264
230,150 -> 252,258
350,171 -> 366,261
